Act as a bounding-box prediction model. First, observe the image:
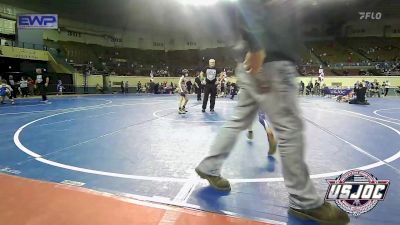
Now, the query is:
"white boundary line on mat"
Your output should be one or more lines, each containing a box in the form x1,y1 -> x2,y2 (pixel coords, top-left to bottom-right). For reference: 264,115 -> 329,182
13,105 -> 400,183
373,108 -> 400,122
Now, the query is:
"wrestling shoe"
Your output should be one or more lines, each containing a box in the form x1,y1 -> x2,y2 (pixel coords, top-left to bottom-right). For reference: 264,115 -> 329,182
178,108 -> 186,114
289,202 -> 350,225
195,167 -> 231,192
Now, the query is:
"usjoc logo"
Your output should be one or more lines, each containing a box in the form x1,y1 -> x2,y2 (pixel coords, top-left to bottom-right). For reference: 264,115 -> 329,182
325,170 -> 390,216
17,14 -> 58,29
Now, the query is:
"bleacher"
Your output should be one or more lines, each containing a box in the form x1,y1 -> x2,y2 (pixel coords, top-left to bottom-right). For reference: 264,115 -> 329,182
331,69 -> 365,76
340,37 -> 400,62
306,40 -> 365,66
45,40 -> 235,76
42,37 -> 400,77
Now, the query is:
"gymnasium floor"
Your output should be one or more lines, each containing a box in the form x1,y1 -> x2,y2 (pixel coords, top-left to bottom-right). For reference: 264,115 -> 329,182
0,94 -> 399,225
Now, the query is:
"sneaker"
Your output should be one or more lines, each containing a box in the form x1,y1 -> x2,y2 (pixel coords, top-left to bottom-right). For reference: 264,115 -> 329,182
178,108 -> 185,114
247,131 -> 254,140
11,100 -> 15,105
195,167 -> 231,192
267,131 -> 277,155
202,109 -> 205,113
210,109 -> 214,112
288,202 -> 350,225
182,107 -> 188,112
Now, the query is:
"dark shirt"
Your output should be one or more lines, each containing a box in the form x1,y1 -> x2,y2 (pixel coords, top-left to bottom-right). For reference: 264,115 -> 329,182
36,74 -> 48,85
357,87 -> 367,102
236,0 -> 303,63
202,67 -> 221,84
195,77 -> 201,86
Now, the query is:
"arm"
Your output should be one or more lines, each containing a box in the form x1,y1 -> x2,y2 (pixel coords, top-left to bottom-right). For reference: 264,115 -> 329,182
218,72 -> 224,81
200,71 -> 206,84
199,71 -> 204,81
6,84 -> 13,92
178,76 -> 184,93
45,77 -> 50,87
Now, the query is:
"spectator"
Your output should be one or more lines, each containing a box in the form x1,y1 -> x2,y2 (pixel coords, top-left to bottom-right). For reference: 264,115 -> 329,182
137,81 -> 142,93
321,83 -> 328,96
194,73 -> 202,101
27,77 -> 34,96
370,79 -> 381,98
108,81 -> 112,93
186,79 -> 192,94
120,81 -> 125,94
353,81 -> 360,94
96,83 -> 104,94
57,80 -> 65,95
350,83 -> 369,105
299,81 -> 304,95
314,80 -> 320,96
125,81 -> 129,93
8,75 -> 16,98
154,82 -> 160,94
383,80 -> 390,96
19,76 -> 28,97
229,83 -> 237,100
306,81 -> 313,95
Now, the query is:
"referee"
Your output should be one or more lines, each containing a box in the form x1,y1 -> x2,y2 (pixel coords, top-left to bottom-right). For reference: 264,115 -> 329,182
201,59 -> 220,112
35,68 -> 49,103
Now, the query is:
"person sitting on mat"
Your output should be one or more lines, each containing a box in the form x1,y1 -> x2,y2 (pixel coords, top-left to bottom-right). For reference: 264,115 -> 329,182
350,83 -> 369,105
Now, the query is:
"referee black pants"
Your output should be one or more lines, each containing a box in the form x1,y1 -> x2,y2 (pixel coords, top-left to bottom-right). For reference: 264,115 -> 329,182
38,83 -> 48,101
202,83 -> 217,110
11,85 -> 17,98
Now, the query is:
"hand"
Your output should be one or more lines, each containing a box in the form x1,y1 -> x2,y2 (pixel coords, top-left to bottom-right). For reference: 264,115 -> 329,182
243,50 -> 266,75
45,83 -> 48,87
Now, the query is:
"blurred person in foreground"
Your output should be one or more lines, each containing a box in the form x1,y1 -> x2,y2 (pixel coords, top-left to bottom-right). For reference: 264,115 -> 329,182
195,1 -> 350,224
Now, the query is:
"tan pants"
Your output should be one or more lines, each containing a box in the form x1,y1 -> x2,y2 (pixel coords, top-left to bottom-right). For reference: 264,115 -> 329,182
197,61 -> 323,210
